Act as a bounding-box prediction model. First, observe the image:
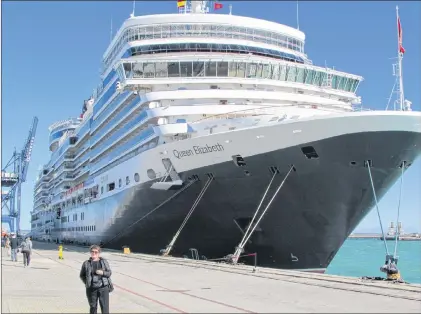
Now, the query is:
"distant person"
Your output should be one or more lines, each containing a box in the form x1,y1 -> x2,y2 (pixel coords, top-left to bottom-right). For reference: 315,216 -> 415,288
79,245 -> 113,314
5,237 -> 11,256
20,237 -> 33,267
9,233 -> 19,262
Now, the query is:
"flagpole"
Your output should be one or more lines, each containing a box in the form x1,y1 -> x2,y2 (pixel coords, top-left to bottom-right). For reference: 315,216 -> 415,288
396,5 -> 404,111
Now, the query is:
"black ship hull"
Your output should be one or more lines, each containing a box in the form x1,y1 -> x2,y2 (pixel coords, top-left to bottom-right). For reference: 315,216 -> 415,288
77,130 -> 421,272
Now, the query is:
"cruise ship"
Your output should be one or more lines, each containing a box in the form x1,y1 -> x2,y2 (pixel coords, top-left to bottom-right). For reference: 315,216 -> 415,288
30,1 -> 421,273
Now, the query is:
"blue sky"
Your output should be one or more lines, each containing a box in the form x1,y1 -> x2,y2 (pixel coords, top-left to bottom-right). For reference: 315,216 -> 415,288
2,1 -> 420,232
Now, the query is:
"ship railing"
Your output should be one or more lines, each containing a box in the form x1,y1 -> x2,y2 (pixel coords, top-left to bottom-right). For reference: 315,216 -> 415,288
90,112 -> 150,162
190,103 -> 351,125
90,127 -> 156,175
48,118 -> 81,132
103,23 -> 308,71
117,58 -> 361,94
91,91 -> 134,133
90,96 -> 144,145
352,105 -> 373,112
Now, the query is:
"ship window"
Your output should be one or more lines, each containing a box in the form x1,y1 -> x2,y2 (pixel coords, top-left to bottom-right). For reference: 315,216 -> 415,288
134,173 -> 140,182
305,69 -> 314,84
193,61 -> 204,77
123,63 -> 132,78
277,64 -> 286,81
246,63 -> 257,78
108,182 -> 115,192
228,62 -> 237,77
180,62 -> 192,77
126,176 -> 130,185
287,66 -> 297,82
133,63 -> 144,79
237,62 -> 246,78
155,62 -> 168,78
119,179 -> 122,188
301,146 -> 319,159
143,63 -> 155,78
205,61 -> 217,76
262,64 -> 271,79
313,71 -> 322,86
101,186 -> 104,194
217,61 -> 228,77
168,62 -> 180,77
296,68 -> 305,83
255,64 -> 263,78
147,169 -> 156,179
270,64 -> 278,80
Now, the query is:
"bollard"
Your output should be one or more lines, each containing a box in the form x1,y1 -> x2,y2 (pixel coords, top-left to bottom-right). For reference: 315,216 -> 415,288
58,245 -> 64,259
387,272 -> 401,280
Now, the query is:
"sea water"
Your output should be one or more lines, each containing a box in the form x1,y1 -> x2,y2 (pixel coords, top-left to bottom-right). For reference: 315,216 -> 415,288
326,238 -> 421,284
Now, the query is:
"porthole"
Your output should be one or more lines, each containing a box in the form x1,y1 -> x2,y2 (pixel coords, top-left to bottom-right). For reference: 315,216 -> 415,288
134,173 -> 140,182
147,169 -> 156,179
126,176 -> 130,185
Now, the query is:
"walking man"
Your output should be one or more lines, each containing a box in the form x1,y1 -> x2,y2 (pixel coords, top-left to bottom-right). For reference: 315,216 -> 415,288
80,245 -> 113,314
5,237 -> 11,256
20,237 -> 33,267
9,233 -> 19,262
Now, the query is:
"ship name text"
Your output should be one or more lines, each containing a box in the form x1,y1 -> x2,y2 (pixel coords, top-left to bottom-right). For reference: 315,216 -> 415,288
173,143 -> 224,159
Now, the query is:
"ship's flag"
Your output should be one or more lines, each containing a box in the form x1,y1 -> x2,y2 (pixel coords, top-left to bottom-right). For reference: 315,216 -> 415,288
397,16 -> 405,54
177,0 -> 186,8
214,1 -> 223,10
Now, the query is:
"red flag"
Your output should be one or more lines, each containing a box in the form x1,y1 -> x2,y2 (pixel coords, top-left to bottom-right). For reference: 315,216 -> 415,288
397,16 -> 405,54
214,2 -> 223,10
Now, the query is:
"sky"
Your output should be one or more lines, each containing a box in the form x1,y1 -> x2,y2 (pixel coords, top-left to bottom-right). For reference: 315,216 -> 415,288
2,1 -> 420,233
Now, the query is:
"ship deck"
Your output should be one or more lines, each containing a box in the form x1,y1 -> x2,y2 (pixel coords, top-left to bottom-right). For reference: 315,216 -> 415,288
2,241 -> 420,313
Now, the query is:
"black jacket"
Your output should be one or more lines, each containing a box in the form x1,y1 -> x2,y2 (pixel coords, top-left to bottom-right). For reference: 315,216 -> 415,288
80,257 -> 113,291
10,238 -> 19,249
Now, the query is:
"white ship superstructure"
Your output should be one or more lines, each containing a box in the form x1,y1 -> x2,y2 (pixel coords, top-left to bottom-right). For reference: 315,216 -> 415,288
30,1 -> 421,272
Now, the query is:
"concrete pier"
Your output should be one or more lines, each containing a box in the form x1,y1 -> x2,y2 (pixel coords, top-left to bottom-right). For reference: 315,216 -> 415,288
2,241 -> 420,313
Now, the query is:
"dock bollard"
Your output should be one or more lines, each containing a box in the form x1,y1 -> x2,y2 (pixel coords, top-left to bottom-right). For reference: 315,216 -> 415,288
58,245 -> 64,260
123,246 -> 131,254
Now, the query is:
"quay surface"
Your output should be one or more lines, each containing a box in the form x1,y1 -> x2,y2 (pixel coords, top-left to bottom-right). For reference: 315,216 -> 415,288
2,241 -> 421,313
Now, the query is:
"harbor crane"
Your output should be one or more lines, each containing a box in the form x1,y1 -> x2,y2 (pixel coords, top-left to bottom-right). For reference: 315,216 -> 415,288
1,117 -> 38,235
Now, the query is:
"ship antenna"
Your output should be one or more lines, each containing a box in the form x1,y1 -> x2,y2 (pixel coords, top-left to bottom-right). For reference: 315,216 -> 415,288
229,4 -> 232,15
296,0 -> 300,30
387,6 -> 407,111
396,5 -> 405,111
131,0 -> 136,18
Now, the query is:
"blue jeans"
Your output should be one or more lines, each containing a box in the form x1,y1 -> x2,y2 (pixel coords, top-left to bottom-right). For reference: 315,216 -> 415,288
11,248 -> 18,261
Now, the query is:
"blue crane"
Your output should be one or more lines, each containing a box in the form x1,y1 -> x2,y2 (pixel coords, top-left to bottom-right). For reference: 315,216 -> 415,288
1,117 -> 38,235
